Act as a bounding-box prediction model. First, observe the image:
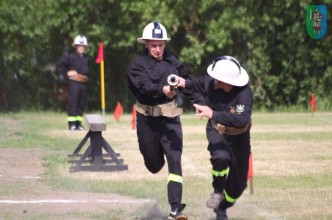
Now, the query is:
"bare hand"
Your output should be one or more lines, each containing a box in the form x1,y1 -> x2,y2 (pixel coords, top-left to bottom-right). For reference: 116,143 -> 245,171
68,70 -> 88,82
67,70 -> 78,76
193,104 -> 213,119
177,77 -> 186,88
195,106 -> 203,120
163,85 -> 176,99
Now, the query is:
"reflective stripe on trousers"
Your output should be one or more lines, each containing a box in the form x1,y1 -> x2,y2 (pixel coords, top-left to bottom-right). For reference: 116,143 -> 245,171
211,167 -> 229,177
67,116 -> 83,122
224,190 -> 237,204
168,173 -> 183,184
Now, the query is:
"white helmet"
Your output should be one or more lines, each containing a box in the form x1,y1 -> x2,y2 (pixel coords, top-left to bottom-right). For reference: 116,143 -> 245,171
207,56 -> 249,86
73,35 -> 88,46
137,21 -> 171,44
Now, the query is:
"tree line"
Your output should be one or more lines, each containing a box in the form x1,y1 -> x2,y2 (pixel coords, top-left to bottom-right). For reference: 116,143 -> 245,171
0,0 -> 331,112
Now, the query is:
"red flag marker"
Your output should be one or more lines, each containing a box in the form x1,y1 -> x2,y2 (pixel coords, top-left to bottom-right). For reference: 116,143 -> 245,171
114,102 -> 124,122
96,42 -> 104,63
310,93 -> 316,112
131,104 -> 136,130
96,42 -> 105,116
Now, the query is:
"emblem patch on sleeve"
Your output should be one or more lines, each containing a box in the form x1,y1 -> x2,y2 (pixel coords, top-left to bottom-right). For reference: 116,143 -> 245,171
236,104 -> 245,113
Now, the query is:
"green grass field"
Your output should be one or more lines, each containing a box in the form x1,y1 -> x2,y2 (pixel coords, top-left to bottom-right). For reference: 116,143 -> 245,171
0,112 -> 331,220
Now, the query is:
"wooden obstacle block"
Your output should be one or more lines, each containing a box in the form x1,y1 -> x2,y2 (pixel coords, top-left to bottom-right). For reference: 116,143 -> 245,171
86,114 -> 107,131
68,114 -> 128,172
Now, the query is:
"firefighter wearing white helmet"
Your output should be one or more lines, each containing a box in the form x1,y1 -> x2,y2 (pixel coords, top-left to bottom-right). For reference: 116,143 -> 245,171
176,56 -> 253,220
137,21 -> 170,44
73,35 -> 88,46
128,21 -> 205,220
56,35 -> 90,131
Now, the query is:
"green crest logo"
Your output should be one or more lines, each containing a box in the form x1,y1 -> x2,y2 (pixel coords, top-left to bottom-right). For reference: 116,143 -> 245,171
306,5 -> 327,39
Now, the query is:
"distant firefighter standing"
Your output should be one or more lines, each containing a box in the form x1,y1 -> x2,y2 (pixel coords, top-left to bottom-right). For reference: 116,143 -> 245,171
57,35 -> 90,131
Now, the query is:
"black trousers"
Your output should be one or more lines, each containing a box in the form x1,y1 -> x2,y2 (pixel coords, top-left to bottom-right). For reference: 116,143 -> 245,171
206,124 -> 251,210
136,113 -> 183,210
67,80 -> 86,118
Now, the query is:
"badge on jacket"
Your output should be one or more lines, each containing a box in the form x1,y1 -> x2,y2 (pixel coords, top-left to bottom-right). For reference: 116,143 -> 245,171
236,104 -> 245,113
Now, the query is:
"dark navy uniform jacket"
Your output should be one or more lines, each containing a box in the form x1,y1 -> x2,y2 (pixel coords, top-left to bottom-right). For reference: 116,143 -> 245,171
186,74 -> 253,128
57,52 -> 90,78
128,49 -> 205,106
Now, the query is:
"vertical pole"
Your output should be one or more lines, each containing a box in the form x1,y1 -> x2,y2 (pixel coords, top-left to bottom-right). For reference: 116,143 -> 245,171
100,60 -> 105,118
249,177 -> 254,195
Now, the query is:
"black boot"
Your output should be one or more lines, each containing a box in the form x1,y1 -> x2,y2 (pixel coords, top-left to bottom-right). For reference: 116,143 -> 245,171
75,121 -> 86,131
168,204 -> 188,220
68,122 -> 76,131
214,208 -> 228,220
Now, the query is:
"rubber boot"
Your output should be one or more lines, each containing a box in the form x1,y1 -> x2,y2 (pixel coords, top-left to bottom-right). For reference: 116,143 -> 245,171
75,121 -> 86,131
68,122 -> 76,131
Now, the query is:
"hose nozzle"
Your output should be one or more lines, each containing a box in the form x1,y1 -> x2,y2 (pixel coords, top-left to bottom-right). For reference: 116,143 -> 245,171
167,74 -> 179,91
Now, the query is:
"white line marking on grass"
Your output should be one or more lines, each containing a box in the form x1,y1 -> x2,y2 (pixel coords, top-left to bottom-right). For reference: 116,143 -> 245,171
17,176 -> 41,179
0,175 -> 41,179
0,199 -> 154,204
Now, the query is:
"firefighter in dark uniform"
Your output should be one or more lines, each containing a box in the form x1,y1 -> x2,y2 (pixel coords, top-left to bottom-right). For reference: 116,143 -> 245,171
56,35 -> 90,131
127,21 -> 204,220
177,56 -> 253,220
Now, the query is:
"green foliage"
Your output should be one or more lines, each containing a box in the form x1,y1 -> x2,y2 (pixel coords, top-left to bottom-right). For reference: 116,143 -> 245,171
0,0 -> 331,112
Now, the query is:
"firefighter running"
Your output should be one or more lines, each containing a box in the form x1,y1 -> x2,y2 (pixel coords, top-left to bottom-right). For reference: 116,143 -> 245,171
127,21 -> 204,220
177,56 -> 253,220
56,35 -> 90,131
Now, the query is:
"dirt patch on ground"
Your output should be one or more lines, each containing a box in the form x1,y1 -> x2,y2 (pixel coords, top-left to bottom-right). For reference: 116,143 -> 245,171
0,148 -> 252,220
0,149 -> 43,180
0,148 -> 155,219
